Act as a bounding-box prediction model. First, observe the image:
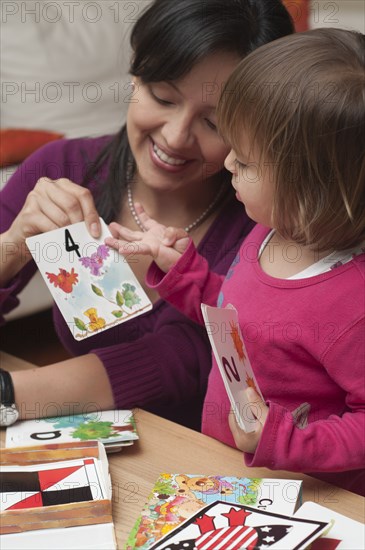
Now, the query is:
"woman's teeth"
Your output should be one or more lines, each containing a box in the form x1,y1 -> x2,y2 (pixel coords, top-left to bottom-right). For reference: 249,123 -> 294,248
153,144 -> 187,166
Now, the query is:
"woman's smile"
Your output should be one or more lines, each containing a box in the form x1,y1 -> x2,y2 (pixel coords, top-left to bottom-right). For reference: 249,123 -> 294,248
149,138 -> 192,173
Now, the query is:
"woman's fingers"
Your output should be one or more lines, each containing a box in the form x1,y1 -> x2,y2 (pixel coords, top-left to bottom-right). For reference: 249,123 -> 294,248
40,178 -> 100,237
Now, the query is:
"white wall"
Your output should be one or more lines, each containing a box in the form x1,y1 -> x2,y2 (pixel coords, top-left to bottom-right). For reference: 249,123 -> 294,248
309,0 -> 365,32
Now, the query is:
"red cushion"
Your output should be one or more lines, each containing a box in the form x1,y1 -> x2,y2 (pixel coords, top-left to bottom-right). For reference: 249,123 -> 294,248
0,128 -> 64,167
283,0 -> 309,32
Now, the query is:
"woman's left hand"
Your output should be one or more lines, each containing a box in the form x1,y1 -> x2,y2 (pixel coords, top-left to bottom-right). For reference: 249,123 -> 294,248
228,388 -> 269,454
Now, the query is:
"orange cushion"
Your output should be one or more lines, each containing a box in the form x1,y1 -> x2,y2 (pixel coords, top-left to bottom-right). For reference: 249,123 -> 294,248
0,128 -> 64,168
282,0 -> 309,32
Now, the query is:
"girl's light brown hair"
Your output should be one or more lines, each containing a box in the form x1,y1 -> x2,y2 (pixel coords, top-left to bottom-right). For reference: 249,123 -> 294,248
218,28 -> 365,251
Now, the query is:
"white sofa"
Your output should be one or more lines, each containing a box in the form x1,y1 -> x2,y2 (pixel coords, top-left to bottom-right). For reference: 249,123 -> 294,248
1,0 -> 149,319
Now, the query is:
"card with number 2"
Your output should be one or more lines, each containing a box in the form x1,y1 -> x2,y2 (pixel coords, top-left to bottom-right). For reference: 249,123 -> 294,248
26,218 -> 152,340
201,303 -> 264,432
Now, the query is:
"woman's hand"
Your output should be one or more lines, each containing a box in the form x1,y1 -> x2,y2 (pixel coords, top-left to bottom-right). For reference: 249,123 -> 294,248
229,388 -> 269,454
105,203 -> 190,273
1,177 -> 101,286
7,177 -> 101,247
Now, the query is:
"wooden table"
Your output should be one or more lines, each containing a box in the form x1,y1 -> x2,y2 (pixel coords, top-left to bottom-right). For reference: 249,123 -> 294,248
1,352 -> 364,548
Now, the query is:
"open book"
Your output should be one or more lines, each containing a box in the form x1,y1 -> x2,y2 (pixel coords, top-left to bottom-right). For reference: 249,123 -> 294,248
0,441 -> 117,549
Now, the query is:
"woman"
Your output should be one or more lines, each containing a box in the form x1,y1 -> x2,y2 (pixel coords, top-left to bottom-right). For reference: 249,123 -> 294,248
0,0 -> 293,429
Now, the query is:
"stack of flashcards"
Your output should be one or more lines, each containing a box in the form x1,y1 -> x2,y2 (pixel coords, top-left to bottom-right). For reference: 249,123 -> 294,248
25,218 -> 152,340
6,410 -> 139,453
0,441 -> 117,549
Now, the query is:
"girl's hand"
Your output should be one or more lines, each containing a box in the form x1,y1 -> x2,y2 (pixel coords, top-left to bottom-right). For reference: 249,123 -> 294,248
105,203 -> 190,273
7,177 -> 101,247
229,388 -> 269,454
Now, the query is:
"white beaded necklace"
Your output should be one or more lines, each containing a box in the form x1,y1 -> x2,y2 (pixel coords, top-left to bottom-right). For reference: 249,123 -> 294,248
127,183 -> 225,233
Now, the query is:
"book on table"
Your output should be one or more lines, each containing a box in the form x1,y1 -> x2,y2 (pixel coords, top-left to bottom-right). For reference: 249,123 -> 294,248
0,440 -> 117,549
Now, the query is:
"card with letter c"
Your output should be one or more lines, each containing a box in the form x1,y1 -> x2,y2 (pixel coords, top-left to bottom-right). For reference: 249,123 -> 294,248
201,303 -> 264,432
25,218 -> 152,340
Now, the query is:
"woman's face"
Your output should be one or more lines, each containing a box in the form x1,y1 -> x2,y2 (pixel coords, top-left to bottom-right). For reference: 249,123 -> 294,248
126,52 -> 240,192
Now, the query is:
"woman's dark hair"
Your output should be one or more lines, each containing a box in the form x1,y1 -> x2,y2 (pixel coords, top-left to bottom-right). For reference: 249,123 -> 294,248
85,0 -> 294,222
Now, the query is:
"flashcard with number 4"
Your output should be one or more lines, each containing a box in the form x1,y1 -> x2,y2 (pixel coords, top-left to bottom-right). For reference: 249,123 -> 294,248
201,303 -> 264,432
26,218 -> 152,340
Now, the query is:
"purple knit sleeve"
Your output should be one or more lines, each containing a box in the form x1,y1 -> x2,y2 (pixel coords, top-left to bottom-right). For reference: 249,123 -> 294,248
0,141 -> 70,320
0,137 -> 106,321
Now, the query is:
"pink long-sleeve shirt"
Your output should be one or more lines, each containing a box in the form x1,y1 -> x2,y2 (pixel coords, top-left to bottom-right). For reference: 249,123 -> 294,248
147,224 -> 365,495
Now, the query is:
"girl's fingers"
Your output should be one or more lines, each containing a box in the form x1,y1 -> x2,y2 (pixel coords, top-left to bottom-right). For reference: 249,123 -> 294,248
108,222 -> 144,241
133,203 -> 151,226
174,236 -> 190,255
134,203 -> 168,233
246,388 -> 269,427
105,237 -> 153,257
228,410 -> 241,440
162,226 -> 188,246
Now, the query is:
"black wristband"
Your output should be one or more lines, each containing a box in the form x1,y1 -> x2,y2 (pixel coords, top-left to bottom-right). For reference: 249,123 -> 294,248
0,368 -> 15,406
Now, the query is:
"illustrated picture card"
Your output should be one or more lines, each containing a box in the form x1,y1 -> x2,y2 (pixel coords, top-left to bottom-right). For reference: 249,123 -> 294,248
148,500 -> 330,550
26,218 -> 152,340
126,473 -> 303,549
201,303 -> 263,432
0,457 -> 106,512
6,410 -> 138,450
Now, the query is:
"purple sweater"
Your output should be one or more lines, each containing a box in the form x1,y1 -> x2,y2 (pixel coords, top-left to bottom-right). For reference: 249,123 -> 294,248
147,225 -> 365,495
0,137 -> 254,429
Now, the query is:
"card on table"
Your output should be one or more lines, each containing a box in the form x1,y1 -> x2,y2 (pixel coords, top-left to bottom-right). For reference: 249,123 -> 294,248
0,457 -> 106,512
126,473 -> 303,549
294,501 -> 365,550
0,441 -> 117,548
25,218 -> 152,340
148,500 -> 329,550
5,410 -> 138,451
201,303 -> 263,432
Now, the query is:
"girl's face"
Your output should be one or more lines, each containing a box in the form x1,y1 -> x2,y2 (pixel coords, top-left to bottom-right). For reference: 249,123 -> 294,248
224,135 -> 275,227
127,52 -> 240,193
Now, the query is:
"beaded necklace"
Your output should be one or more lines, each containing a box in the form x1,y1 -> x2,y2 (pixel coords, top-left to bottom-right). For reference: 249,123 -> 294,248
127,183 -> 225,233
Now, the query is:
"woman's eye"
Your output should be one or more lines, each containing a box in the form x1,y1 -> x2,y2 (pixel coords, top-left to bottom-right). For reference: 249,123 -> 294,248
235,159 -> 247,169
205,119 -> 217,131
149,88 -> 173,106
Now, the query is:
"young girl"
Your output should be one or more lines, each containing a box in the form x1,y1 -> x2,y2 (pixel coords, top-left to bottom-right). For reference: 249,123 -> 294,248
106,28 -> 365,495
